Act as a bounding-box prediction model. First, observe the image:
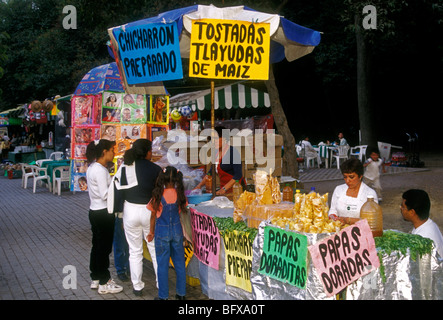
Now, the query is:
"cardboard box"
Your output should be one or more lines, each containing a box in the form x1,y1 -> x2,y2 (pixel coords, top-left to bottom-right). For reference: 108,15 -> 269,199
148,124 -> 168,141
162,140 -> 209,166
244,161 -> 282,181
160,132 -> 283,173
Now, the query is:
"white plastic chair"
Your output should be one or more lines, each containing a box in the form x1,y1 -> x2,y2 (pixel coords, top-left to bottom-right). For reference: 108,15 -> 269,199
306,154 -> 320,168
331,145 -> 350,169
52,166 -> 71,196
21,163 -> 35,188
33,166 -> 52,193
350,145 -> 368,162
36,159 -> 52,167
49,152 -> 64,160
296,144 -> 306,172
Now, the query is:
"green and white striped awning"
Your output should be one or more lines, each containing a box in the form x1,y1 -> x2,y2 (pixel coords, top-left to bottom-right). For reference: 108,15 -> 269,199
169,83 -> 271,111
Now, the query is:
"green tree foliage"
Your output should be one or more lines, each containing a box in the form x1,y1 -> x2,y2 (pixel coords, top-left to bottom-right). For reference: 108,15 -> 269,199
0,0 -> 441,149
0,0 -> 195,110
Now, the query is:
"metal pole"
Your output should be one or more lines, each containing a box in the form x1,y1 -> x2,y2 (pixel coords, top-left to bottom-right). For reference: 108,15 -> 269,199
211,80 -> 217,198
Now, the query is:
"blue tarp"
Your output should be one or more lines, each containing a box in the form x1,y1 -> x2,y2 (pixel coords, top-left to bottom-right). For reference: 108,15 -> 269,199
110,5 -> 321,64
74,62 -> 124,96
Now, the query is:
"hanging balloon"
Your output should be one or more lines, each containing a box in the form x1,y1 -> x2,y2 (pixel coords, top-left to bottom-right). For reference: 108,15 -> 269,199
171,109 -> 182,122
180,105 -> 192,117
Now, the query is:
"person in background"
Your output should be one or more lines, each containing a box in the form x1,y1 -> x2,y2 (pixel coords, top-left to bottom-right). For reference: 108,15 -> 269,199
194,126 -> 245,195
400,189 -> 443,259
147,166 -> 190,300
329,158 -> 378,225
2,133 -> 10,143
113,139 -> 161,297
85,139 -> 123,295
301,135 -> 322,167
338,132 -> 348,146
9,134 -> 18,151
363,146 -> 386,201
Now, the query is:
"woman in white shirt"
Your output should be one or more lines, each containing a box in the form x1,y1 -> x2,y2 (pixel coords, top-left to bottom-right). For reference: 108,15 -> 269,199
329,158 -> 378,225
301,136 -> 322,166
86,139 -> 123,295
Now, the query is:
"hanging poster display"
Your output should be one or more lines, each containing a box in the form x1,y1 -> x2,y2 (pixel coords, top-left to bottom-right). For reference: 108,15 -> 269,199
112,22 -> 183,85
189,19 -> 270,80
122,93 -> 147,124
101,92 -> 122,123
308,219 -> 380,297
100,91 -> 149,174
149,95 -> 169,125
71,95 -> 102,192
72,95 -> 95,125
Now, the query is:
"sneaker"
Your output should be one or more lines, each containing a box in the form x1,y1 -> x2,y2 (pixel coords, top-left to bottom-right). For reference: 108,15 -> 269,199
98,279 -> 123,295
175,294 -> 186,300
90,280 -> 99,290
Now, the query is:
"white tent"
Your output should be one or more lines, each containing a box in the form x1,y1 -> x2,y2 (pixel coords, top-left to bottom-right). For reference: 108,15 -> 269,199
169,82 -> 271,111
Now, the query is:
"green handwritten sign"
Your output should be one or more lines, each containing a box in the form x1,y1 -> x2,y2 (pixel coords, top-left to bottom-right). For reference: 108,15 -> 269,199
258,226 -> 308,289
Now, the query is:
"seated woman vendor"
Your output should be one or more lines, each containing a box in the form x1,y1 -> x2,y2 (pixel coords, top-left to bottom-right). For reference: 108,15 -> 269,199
194,126 -> 245,196
329,158 -> 378,225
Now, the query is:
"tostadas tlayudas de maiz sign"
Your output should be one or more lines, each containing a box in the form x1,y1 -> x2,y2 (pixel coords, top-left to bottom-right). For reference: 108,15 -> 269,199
189,19 -> 270,80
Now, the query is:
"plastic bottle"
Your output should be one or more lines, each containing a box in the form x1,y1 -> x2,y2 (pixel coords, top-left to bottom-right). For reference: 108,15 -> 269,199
283,184 -> 293,202
293,189 -> 302,215
309,187 -> 316,194
205,173 -> 212,193
360,195 -> 383,237
232,180 -> 243,206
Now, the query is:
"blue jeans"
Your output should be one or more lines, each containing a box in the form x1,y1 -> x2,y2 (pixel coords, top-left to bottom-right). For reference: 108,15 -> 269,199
155,198 -> 186,299
113,216 -> 129,276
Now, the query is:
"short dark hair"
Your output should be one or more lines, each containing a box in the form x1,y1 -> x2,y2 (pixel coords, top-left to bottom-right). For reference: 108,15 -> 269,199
402,189 -> 431,220
340,158 -> 364,177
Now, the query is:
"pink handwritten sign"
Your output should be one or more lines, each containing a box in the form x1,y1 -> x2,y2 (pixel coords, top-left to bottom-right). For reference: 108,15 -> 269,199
308,219 -> 380,297
189,208 -> 220,270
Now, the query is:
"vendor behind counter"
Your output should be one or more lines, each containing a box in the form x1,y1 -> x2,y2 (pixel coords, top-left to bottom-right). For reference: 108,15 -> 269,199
194,126 -> 245,196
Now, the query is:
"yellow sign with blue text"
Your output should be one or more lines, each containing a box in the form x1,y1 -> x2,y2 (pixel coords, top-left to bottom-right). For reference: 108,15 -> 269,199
189,19 -> 270,80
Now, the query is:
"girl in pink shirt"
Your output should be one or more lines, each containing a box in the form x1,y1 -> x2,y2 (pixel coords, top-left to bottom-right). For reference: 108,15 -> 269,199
147,166 -> 189,300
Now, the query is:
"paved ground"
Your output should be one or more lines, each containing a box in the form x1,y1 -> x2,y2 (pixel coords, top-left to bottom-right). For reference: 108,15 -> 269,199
0,175 -> 207,300
1,151 -> 441,300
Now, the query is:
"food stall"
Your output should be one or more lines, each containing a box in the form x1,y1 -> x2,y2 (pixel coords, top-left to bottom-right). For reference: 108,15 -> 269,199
144,135 -> 442,300
105,4 -> 442,300
143,131 -> 440,300
178,169 -> 443,300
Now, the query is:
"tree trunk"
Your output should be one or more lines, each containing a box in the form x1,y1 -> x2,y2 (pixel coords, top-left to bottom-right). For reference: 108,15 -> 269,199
355,14 -> 377,147
265,64 -> 299,180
